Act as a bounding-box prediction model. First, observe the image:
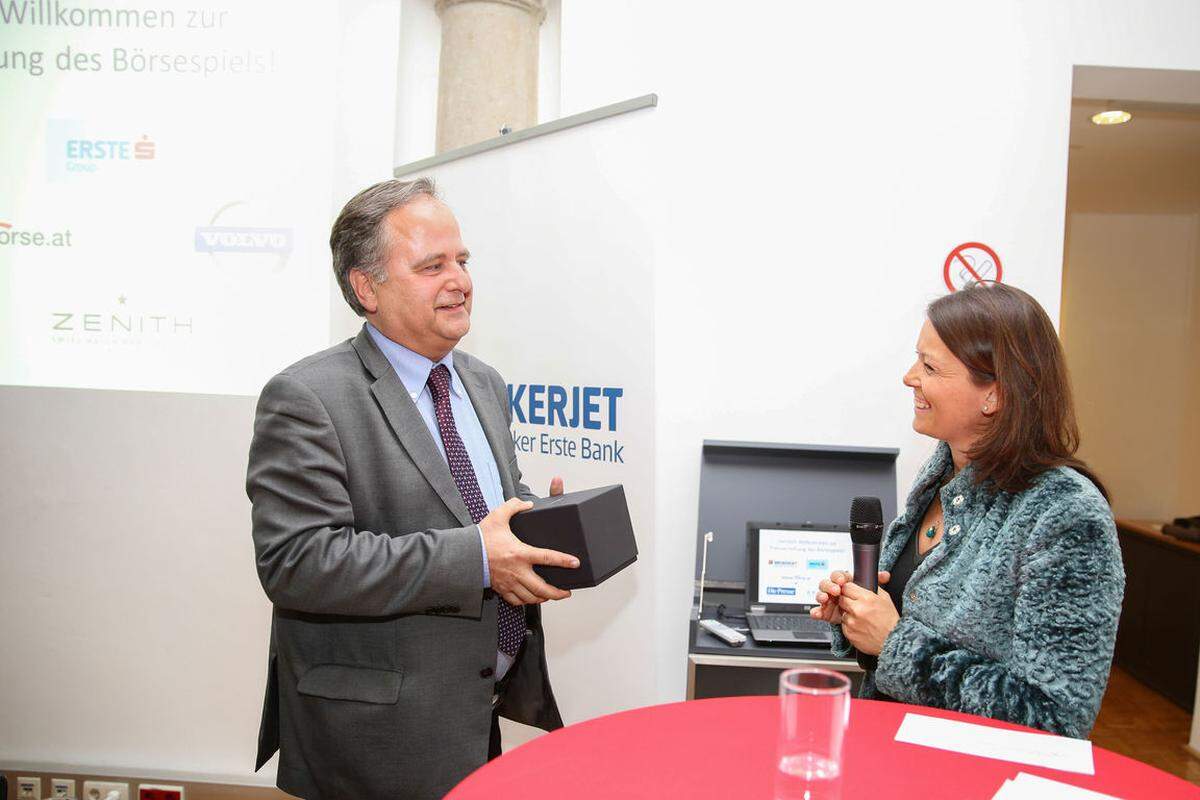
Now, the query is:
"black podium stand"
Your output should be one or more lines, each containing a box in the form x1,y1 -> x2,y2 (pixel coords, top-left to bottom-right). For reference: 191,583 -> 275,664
685,440 -> 898,699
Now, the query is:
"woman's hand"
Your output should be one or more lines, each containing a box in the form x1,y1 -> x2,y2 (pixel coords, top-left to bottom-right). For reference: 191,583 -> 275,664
809,570 -> 890,626
838,578 -> 900,656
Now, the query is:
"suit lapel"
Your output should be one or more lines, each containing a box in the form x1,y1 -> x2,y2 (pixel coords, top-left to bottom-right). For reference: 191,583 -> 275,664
456,357 -> 517,500
352,327 -> 473,527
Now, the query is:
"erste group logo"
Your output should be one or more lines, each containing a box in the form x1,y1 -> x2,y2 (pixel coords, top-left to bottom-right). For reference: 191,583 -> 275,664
65,135 -> 156,164
46,119 -> 158,180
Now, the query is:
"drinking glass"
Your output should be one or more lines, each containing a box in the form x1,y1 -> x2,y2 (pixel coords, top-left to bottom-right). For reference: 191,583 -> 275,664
775,667 -> 851,800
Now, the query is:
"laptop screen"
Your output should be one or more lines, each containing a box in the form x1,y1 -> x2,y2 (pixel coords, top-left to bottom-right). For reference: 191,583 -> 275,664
755,527 -> 853,607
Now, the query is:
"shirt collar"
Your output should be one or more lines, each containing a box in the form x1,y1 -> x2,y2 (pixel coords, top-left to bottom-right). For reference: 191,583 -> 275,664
366,323 -> 462,401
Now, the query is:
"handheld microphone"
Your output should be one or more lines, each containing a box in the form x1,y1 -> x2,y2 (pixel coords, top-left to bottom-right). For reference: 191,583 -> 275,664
849,496 -> 884,671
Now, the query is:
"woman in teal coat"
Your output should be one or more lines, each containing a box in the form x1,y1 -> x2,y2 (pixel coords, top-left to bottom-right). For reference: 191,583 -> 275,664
811,282 -> 1124,739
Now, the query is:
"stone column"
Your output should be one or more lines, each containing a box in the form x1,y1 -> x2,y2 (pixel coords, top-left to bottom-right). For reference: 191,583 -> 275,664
435,0 -> 545,153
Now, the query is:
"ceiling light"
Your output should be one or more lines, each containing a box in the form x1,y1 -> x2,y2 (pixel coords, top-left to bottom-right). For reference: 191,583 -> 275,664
1091,109 -> 1132,126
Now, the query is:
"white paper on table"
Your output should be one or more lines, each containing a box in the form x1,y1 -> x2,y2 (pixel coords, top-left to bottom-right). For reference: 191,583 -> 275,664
894,713 -> 1095,775
991,771 -> 1121,799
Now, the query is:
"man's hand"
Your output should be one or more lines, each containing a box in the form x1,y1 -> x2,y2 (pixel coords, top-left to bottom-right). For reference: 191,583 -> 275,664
549,476 -> 564,497
481,497 -> 578,606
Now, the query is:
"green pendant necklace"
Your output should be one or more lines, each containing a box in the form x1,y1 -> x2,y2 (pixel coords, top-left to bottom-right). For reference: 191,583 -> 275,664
925,474 -> 952,541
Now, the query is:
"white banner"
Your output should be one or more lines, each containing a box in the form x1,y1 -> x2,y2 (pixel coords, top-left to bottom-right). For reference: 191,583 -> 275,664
414,107 -> 660,728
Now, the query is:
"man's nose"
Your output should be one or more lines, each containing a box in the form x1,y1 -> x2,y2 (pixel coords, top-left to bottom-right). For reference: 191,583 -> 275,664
444,262 -> 471,291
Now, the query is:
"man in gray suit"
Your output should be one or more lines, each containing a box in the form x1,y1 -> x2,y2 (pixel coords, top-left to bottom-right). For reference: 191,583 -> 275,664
247,177 -> 579,799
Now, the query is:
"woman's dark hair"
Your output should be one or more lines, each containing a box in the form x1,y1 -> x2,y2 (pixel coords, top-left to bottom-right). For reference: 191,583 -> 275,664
927,282 -> 1107,498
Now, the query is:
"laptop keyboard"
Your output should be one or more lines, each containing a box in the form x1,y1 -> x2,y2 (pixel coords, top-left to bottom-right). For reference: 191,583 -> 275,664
750,614 -> 827,633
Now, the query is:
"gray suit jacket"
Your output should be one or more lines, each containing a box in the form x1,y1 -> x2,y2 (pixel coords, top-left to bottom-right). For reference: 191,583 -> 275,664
247,325 -> 563,800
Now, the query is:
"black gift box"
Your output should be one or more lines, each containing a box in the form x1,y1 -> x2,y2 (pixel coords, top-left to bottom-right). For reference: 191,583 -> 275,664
510,484 -> 638,589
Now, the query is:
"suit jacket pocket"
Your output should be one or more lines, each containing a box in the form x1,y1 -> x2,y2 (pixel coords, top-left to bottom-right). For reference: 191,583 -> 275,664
296,663 -> 403,704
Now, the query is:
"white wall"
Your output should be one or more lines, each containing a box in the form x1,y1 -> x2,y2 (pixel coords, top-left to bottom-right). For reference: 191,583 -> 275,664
546,0 -> 1200,703
0,388 -> 266,780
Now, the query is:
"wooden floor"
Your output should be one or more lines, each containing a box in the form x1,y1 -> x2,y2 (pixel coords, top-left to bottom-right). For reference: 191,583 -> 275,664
1092,666 -> 1200,785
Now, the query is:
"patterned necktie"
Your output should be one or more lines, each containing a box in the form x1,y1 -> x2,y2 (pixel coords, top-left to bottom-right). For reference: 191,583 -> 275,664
427,364 -> 526,658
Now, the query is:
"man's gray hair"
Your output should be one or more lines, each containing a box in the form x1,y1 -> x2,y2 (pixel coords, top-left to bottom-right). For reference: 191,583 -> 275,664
330,177 -> 439,316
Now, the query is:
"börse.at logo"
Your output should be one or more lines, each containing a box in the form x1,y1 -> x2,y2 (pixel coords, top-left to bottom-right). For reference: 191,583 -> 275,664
0,220 -> 74,247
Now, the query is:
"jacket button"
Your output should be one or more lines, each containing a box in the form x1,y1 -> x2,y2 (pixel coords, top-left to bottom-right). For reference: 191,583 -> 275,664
952,495 -> 964,506
480,667 -> 494,679
908,591 -> 917,602
949,524 -> 961,536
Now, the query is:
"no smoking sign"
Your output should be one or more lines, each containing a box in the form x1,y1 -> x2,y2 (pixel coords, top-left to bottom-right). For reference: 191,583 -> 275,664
944,242 -> 1002,291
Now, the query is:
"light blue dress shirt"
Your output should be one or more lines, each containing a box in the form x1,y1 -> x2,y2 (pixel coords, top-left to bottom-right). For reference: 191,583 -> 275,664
366,324 -> 515,678
366,323 -> 504,582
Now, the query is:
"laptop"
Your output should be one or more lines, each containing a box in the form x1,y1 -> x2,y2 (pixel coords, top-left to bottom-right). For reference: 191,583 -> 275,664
744,521 -> 854,644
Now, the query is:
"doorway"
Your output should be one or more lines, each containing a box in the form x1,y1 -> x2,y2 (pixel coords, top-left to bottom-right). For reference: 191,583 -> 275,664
1060,64 -> 1200,783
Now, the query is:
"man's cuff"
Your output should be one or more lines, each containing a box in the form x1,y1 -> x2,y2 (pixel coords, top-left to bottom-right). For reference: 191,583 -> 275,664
478,525 -> 491,588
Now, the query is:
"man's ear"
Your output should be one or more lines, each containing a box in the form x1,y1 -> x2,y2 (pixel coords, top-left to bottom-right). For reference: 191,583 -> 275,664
348,268 -> 378,314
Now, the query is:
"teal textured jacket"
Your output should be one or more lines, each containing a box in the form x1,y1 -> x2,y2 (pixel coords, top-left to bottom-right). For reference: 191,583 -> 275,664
832,442 -> 1125,738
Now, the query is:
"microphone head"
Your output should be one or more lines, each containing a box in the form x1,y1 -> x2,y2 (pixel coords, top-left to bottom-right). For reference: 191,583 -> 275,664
850,496 -> 884,545
850,496 -> 883,526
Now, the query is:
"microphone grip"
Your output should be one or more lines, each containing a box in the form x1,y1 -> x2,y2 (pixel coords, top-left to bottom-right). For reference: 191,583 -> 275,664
852,543 -> 878,593
850,542 -> 879,672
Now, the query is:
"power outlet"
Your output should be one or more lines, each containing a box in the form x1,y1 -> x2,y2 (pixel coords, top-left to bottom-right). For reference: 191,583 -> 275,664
51,779 -> 77,799
82,781 -> 129,800
137,785 -> 184,800
17,776 -> 42,800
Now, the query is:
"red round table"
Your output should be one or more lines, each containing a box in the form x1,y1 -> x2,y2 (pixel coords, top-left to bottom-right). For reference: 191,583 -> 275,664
447,696 -> 1199,799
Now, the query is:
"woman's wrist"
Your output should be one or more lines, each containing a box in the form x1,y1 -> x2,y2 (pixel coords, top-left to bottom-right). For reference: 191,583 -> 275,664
871,615 -> 901,657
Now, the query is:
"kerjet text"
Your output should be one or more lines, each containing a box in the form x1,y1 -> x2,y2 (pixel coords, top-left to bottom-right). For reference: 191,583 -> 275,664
508,384 -> 623,431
